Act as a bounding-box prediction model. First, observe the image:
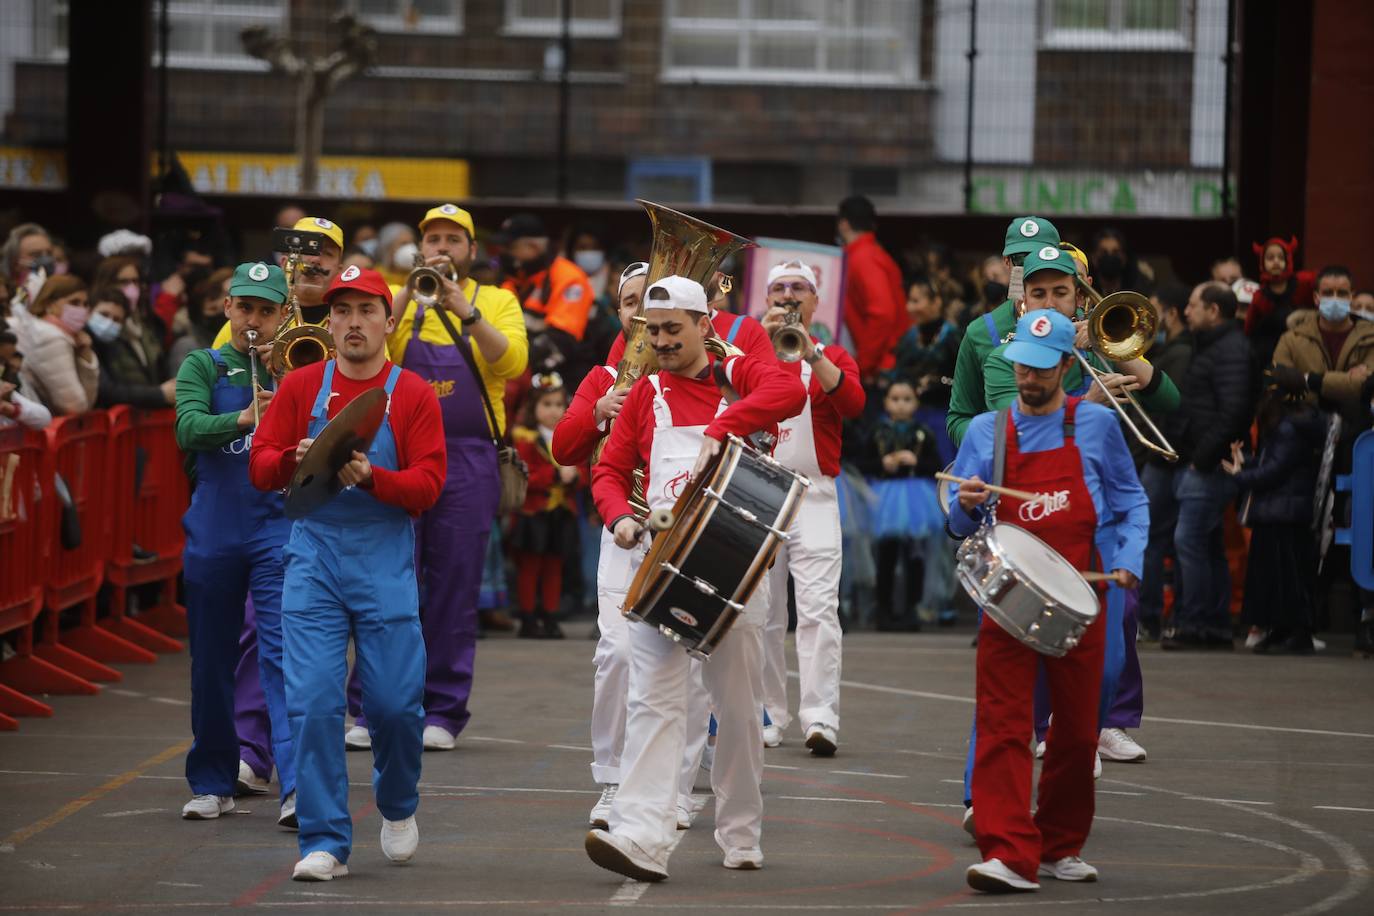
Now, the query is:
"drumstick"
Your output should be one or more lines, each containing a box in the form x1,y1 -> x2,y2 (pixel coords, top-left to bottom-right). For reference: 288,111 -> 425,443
1080,570 -> 1120,583
934,471 -> 1040,503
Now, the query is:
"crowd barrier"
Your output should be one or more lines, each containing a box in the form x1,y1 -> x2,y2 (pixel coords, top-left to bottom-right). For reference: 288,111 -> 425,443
0,408 -> 189,729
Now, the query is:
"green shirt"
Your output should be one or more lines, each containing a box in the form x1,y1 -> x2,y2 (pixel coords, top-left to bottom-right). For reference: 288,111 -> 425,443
981,343 -> 1181,414
174,343 -> 272,481
947,300 -> 1016,446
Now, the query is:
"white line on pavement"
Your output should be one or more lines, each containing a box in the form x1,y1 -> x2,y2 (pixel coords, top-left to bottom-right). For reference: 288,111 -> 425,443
547,744 -> 594,752
1182,796 -> 1275,806
828,770 -> 905,779
1312,805 -> 1374,813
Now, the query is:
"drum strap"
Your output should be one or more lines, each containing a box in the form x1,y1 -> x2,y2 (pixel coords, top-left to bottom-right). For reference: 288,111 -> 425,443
991,408 -> 1009,499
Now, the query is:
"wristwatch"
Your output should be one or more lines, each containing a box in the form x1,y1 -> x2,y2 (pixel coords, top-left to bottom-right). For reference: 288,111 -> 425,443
461,306 -> 482,327
803,345 -> 824,365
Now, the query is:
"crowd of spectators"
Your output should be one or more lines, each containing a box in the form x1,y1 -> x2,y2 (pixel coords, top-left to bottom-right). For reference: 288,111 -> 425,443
4,198 -> 1372,654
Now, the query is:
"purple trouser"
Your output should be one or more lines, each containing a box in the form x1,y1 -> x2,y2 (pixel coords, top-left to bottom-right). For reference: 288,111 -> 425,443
348,438 -> 498,735
1035,585 -> 1143,741
236,596 -> 274,779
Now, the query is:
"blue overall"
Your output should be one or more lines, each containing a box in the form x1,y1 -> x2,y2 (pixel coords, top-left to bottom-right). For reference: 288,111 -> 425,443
282,361 -> 426,862
183,347 -> 293,800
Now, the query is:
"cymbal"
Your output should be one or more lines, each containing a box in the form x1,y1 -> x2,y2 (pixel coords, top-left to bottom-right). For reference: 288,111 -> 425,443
284,387 -> 387,520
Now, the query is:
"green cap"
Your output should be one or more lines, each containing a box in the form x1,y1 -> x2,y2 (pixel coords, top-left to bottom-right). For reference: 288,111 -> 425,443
1021,243 -> 1078,279
1003,216 -> 1061,257
229,261 -> 289,304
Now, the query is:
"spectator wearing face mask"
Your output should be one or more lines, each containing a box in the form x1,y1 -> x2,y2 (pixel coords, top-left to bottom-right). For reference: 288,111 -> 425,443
169,267 -> 233,376
1089,227 -> 1148,297
1268,266 -> 1373,410
375,221 -> 418,289
2,223 -> 55,310
14,275 -> 99,416
89,288 -> 177,409
154,240 -> 216,340
93,256 -> 169,385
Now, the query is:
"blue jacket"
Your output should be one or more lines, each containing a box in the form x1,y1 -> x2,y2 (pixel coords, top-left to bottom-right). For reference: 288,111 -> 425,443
1235,408 -> 1325,527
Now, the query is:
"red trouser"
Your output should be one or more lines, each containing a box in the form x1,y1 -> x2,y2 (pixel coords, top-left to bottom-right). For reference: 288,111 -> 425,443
515,551 -> 562,615
972,609 -> 1105,881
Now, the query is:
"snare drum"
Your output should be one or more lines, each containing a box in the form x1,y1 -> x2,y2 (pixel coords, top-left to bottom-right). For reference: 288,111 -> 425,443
955,523 -> 1099,656
624,435 -> 809,658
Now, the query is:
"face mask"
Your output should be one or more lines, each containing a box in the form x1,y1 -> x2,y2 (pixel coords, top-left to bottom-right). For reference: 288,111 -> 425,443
573,250 -> 606,275
1318,297 -> 1351,323
983,281 -> 1008,304
28,255 -> 55,277
358,238 -> 378,257
1095,253 -> 1124,279
1007,265 -> 1024,304
121,282 -> 141,307
393,242 -> 419,270
59,303 -> 91,334
87,311 -> 122,343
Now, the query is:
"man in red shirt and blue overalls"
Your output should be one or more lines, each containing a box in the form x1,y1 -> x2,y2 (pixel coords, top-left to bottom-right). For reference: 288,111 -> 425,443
946,308 -> 1148,893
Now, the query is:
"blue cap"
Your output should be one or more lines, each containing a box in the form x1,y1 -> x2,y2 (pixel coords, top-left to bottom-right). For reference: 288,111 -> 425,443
1004,309 -> 1076,370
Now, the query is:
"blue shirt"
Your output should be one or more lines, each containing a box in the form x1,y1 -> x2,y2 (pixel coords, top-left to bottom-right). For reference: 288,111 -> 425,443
945,401 -> 1150,578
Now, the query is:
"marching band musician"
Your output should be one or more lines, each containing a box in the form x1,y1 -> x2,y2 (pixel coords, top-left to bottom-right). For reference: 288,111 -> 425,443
603,271 -> 775,367
586,276 -> 805,881
175,262 -> 292,824
946,308 -> 1148,893
756,260 -> 865,755
342,204 -> 527,753
249,267 -> 446,881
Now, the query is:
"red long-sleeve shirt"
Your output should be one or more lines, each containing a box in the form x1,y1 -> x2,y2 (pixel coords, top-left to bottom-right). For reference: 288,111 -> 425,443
603,309 -> 774,366
514,426 -> 581,513
778,341 -> 865,477
249,360 -> 447,516
591,353 -> 806,528
842,233 -> 909,377
552,365 -> 616,466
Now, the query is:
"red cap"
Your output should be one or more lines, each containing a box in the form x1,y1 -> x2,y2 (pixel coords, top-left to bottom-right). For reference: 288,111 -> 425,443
324,265 -> 394,313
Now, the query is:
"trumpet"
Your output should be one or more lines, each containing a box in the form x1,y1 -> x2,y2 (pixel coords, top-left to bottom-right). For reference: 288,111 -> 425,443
771,303 -> 809,363
1074,276 -> 1178,462
406,254 -> 457,309
266,249 -> 335,378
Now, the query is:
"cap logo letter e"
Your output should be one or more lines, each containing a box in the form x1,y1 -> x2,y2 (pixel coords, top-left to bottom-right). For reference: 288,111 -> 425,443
314,217 -> 334,229
1030,315 -> 1053,338
340,265 -> 361,282
440,204 -> 458,214
1020,219 -> 1039,238
1038,246 -> 1060,261
248,263 -> 269,282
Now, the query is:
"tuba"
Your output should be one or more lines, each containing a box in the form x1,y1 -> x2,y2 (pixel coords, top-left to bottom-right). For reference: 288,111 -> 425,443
266,250 -> 335,378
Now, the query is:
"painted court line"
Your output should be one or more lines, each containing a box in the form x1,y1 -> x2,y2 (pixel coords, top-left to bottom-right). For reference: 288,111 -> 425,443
828,770 -> 906,779
464,736 -> 526,745
1312,805 -> 1374,813
547,744 -> 594,752
1183,796 -> 1274,806
776,796 -> 885,805
764,764 -> 800,771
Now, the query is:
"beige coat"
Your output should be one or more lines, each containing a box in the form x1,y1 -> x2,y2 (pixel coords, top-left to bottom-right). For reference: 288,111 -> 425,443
1272,310 -> 1374,404
16,317 -> 99,416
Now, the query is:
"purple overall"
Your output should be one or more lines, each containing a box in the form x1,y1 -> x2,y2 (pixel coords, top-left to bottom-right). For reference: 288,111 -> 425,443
235,595 -> 274,779
348,301 -> 499,735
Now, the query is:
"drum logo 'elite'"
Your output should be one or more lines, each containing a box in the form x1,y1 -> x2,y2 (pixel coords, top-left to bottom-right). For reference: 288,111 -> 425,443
1018,490 -> 1070,522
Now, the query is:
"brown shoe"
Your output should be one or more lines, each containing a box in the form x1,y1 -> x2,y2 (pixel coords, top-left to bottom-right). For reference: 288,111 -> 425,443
480,610 -> 516,632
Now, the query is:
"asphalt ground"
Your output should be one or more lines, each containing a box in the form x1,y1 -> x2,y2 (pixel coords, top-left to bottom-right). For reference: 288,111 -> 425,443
2,625 -> 1372,914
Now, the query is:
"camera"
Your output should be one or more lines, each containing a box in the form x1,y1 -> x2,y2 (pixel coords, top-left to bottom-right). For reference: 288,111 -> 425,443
270,227 -> 328,256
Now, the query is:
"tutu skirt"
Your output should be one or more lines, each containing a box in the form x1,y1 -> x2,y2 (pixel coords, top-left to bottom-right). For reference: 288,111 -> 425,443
869,477 -> 942,540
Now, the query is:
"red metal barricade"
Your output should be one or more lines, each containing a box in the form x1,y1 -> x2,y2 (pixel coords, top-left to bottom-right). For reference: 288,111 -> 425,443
0,424 -> 103,726
101,407 -> 185,650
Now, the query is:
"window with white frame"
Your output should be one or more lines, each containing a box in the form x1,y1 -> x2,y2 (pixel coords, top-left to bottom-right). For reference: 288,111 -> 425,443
1042,0 -> 1191,51
154,0 -> 290,66
341,0 -> 463,35
663,0 -> 918,86
503,0 -> 621,38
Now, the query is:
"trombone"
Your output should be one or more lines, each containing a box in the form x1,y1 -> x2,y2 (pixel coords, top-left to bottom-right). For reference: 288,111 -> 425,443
1073,277 -> 1178,462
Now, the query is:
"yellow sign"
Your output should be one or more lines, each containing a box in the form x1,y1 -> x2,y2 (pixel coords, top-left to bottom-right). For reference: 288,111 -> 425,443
0,146 -> 66,189
176,151 -> 469,200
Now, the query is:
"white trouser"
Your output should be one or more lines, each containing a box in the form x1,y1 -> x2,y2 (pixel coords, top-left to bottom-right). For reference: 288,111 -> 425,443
591,529 -> 643,784
610,589 -> 767,864
680,663 -> 710,801
762,475 -> 842,732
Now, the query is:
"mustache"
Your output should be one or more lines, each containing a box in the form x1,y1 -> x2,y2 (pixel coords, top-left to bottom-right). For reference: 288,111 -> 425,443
653,343 -> 683,355
299,264 -> 330,278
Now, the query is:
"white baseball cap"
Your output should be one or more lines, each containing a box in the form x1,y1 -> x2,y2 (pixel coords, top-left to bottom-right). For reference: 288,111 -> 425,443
618,261 -> 649,295
644,275 -> 708,314
766,259 -> 818,291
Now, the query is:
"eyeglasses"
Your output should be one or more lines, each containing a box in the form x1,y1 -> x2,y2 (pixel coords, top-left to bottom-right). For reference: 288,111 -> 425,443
1008,253 -> 1027,267
769,282 -> 812,296
1012,363 -> 1061,379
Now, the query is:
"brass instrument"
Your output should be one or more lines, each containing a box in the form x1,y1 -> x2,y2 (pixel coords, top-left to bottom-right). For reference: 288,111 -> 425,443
246,329 -> 263,427
1074,276 -> 1178,462
771,304 -> 809,363
267,250 -> 335,378
406,253 -> 458,310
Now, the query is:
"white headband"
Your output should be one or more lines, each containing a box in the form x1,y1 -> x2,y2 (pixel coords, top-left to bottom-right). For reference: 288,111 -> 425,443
766,259 -> 818,292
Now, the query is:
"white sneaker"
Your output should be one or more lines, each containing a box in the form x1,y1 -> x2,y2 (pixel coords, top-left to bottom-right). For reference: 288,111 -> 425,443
380,815 -> 418,863
236,761 -> 270,796
1245,626 -> 1266,648
589,783 -> 618,829
966,858 -> 1039,893
700,742 -> 715,773
278,791 -> 298,830
1039,855 -> 1098,882
1094,751 -> 1102,780
584,829 -> 668,882
962,806 -> 976,838
1098,727 -> 1147,762
422,725 -> 456,751
292,850 -> 348,881
804,722 -> 837,757
1312,635 -> 1327,651
675,795 -> 696,830
722,846 -> 763,870
344,724 -> 371,750
182,794 -> 234,819
1034,740 -> 1046,759
762,724 -> 783,748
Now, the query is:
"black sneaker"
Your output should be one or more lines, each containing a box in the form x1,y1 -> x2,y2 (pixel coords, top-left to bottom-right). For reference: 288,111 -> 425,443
518,616 -> 542,639
540,615 -> 565,640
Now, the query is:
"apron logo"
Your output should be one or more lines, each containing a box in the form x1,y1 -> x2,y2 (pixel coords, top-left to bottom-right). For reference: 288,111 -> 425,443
428,378 -> 455,398
665,470 -> 691,500
221,432 -> 253,455
778,428 -> 792,443
669,607 -> 699,628
1018,490 -> 1070,523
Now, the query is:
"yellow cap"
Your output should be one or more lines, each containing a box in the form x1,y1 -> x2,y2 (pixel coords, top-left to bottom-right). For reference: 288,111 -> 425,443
419,204 -> 475,240
1059,241 -> 1089,278
294,216 -> 344,253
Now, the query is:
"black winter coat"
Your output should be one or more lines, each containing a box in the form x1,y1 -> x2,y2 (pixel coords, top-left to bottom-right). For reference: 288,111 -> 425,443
1235,408 -> 1325,527
1177,320 -> 1254,471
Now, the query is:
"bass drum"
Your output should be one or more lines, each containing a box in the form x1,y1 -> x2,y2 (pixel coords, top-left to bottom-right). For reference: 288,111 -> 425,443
624,435 -> 809,658
955,522 -> 1099,656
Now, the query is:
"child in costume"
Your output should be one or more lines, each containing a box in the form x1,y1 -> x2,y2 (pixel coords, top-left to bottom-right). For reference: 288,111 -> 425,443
1244,235 -> 1316,370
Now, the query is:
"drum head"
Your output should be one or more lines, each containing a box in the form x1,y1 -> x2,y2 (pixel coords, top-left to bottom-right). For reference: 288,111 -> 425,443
992,524 -> 1098,617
